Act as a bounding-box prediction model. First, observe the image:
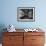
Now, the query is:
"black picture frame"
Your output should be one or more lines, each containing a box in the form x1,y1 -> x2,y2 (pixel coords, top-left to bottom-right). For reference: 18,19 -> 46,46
17,7 -> 35,22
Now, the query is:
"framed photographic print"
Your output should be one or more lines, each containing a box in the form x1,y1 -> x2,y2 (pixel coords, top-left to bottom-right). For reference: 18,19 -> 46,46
17,7 -> 35,22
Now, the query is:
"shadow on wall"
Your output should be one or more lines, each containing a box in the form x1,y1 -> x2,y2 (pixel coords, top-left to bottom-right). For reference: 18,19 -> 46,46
0,24 -> 7,43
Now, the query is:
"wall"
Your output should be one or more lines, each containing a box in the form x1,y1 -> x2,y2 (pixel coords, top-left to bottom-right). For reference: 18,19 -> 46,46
0,0 -> 46,44
0,0 -> 46,30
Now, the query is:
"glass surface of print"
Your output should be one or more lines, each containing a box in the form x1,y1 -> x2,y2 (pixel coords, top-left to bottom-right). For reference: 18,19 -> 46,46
17,7 -> 35,22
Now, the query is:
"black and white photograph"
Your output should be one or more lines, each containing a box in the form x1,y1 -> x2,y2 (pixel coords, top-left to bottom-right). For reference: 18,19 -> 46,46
17,7 -> 35,22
